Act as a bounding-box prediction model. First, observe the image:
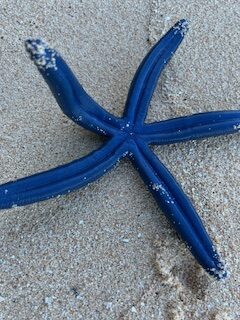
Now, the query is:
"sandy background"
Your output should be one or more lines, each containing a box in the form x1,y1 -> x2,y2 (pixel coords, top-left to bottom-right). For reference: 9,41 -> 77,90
0,0 -> 239,319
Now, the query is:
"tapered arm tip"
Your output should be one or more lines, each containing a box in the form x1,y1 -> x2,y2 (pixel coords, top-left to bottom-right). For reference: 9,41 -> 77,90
175,19 -> 189,36
208,261 -> 228,280
25,38 -> 58,71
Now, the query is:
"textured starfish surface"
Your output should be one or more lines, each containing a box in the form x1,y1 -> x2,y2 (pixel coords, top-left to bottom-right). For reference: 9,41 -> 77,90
1,20 -> 239,280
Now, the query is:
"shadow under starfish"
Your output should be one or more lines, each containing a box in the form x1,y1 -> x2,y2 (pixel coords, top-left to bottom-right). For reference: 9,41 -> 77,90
1,20 -> 239,280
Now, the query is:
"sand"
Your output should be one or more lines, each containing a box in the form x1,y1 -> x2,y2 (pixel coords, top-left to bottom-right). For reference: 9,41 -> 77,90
0,0 -> 239,319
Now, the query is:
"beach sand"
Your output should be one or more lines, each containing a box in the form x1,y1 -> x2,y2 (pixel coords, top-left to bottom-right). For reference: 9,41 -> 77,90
0,1 -> 239,319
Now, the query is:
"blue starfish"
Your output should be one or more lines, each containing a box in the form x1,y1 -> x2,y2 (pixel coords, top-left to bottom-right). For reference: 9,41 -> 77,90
1,20 -> 239,280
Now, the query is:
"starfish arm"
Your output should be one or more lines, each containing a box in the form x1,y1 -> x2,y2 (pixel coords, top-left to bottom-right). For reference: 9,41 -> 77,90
129,139 -> 226,279
123,19 -> 188,128
25,39 -> 123,136
142,110 -> 240,144
0,136 -> 126,209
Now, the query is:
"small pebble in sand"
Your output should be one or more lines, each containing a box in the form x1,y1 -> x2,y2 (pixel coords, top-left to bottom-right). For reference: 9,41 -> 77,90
104,302 -> 113,310
131,306 -> 137,313
44,296 -> 53,306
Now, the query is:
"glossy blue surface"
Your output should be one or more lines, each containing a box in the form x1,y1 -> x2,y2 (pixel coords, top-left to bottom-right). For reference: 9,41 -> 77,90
1,20 -> 239,279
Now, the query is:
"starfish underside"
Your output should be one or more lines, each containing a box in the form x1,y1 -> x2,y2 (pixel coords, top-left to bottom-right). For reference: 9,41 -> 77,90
1,20 -> 239,280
